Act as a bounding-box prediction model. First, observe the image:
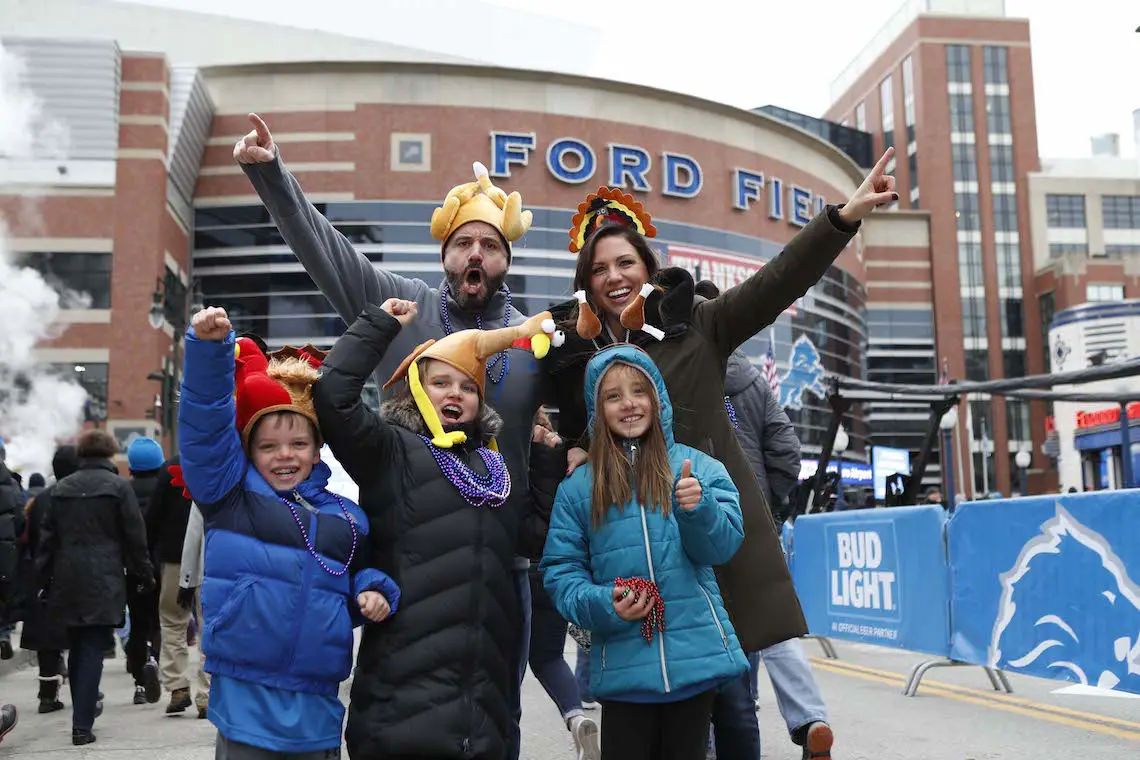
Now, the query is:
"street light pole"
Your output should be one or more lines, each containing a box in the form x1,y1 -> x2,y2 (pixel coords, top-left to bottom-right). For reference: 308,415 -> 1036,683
940,405 -> 958,510
1015,449 -> 1031,497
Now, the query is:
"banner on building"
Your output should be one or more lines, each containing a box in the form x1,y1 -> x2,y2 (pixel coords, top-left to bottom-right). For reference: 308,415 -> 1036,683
667,244 -> 799,316
948,492 -> 1140,695
790,506 -> 950,656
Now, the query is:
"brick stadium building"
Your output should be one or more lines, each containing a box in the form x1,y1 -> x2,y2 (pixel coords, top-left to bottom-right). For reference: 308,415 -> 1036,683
10,0 -> 1130,498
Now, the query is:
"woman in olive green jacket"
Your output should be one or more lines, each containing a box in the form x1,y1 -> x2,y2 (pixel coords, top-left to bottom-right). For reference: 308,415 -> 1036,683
542,149 -> 897,653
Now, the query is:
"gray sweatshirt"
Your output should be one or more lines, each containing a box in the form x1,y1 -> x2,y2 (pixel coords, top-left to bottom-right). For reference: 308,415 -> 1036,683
242,153 -> 546,568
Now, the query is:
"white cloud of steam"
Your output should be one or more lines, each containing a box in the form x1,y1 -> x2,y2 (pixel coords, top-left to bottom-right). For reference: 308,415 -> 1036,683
0,42 -> 88,478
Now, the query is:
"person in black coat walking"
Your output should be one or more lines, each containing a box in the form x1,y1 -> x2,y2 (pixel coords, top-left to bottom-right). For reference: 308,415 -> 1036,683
0,441 -> 27,661
20,445 -> 81,713
37,430 -> 154,746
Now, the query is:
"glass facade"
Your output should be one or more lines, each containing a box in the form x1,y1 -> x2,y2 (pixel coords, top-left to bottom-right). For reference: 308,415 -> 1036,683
754,106 -> 875,169
1045,194 -> 1087,228
17,252 -> 112,309
193,201 -> 868,456
1102,196 -> 1140,229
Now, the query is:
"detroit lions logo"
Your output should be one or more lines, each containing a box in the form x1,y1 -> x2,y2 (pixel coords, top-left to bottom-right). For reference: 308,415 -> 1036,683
989,505 -> 1140,693
778,336 -> 827,410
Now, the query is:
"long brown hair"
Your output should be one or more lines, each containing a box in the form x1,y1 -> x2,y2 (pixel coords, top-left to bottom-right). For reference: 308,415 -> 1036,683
588,363 -> 674,529
564,225 -> 662,331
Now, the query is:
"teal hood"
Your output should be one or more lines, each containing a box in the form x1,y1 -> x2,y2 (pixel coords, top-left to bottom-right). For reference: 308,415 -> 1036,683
583,345 -> 675,448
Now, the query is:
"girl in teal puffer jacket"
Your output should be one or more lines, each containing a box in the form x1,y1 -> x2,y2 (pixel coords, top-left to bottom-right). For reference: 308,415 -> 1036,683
541,344 -> 749,760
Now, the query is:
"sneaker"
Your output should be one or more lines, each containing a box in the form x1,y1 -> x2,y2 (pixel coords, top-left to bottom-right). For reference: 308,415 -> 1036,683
142,659 -> 161,704
197,706 -> 208,719
802,722 -> 834,760
0,705 -> 16,743
165,688 -> 192,715
133,686 -> 147,705
571,716 -> 601,760
71,728 -> 96,746
581,700 -> 599,710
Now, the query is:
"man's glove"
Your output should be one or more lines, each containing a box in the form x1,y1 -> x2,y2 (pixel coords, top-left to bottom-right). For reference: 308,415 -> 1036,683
177,586 -> 197,612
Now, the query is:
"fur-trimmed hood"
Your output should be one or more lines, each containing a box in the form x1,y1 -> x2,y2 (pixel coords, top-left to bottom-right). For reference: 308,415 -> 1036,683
380,389 -> 504,448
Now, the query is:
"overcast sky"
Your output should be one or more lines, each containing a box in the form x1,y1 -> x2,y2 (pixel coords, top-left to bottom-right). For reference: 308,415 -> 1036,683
128,0 -> 1140,159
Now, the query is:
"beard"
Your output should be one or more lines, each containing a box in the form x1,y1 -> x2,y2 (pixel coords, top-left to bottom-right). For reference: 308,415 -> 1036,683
445,263 -> 507,312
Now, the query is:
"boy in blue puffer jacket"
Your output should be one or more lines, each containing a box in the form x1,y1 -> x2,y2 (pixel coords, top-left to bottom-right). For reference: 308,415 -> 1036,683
179,306 -> 400,759
541,345 -> 749,760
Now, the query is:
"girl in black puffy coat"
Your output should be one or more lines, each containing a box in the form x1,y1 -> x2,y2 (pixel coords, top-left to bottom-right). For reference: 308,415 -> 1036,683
313,298 -> 563,760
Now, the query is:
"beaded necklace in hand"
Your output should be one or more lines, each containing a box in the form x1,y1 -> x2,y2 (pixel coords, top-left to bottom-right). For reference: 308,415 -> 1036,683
277,491 -> 358,577
615,577 -> 666,644
418,435 -> 512,508
440,283 -> 512,385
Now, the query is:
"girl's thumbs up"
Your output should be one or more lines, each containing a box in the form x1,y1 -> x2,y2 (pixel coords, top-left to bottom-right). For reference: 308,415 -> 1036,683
675,459 -> 701,511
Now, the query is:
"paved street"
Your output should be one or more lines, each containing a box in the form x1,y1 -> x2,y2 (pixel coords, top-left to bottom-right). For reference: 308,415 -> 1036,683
0,634 -> 1137,758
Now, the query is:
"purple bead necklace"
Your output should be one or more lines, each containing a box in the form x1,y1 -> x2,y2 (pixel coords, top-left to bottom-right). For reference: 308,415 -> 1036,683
418,435 -> 512,508
440,284 -> 512,385
277,491 -> 358,577
725,396 -> 739,430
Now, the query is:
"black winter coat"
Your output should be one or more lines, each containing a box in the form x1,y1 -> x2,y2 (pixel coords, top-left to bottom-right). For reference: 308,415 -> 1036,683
145,458 -> 193,565
314,305 -> 532,760
38,459 -> 154,628
0,463 -> 25,621
20,485 -> 69,651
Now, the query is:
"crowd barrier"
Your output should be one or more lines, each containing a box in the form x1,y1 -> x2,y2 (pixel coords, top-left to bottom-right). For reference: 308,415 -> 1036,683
783,492 -> 1140,697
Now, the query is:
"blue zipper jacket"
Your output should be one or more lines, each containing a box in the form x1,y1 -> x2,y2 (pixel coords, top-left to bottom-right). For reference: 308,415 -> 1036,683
540,345 -> 749,701
178,329 -> 400,700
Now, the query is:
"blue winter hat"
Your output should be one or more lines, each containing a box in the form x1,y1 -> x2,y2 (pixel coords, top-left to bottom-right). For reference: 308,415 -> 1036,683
127,437 -> 165,472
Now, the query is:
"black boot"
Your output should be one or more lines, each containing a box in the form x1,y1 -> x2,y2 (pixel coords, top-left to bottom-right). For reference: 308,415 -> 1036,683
71,728 -> 96,745
37,676 -> 65,714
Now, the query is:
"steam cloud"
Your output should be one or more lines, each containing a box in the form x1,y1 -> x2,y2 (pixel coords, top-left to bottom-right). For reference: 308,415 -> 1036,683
0,42 -> 89,477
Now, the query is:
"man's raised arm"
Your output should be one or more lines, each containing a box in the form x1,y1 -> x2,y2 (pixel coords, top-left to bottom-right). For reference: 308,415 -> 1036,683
234,113 -> 427,322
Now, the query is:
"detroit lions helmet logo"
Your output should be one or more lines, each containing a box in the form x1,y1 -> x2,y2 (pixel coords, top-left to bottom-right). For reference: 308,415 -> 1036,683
778,336 -> 828,411
989,505 -> 1140,692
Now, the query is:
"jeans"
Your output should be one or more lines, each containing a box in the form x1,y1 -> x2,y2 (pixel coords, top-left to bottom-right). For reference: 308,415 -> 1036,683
760,638 -> 829,739
710,666 -> 762,760
575,645 -> 592,702
68,626 -> 113,731
505,566 -> 531,760
601,689 -> 716,760
527,575 -> 582,720
215,732 -> 341,759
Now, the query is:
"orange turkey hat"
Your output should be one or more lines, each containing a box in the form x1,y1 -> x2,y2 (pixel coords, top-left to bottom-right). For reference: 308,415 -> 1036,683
382,312 -> 564,448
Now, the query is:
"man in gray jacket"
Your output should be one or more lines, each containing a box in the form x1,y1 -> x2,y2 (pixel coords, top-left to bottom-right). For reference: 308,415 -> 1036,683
696,281 -> 833,760
235,114 -> 543,760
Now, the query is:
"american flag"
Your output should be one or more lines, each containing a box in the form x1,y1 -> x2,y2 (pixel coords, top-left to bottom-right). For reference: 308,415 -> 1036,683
761,332 -> 780,395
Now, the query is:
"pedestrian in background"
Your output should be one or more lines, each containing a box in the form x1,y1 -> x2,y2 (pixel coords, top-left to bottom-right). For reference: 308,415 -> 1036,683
37,430 -> 154,746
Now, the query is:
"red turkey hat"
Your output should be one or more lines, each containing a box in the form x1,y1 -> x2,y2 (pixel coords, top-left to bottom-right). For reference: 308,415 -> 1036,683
234,338 -> 325,448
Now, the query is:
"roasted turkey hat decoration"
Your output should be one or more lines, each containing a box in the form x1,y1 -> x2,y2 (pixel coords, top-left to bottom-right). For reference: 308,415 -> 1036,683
430,162 -> 533,256
567,186 -> 664,342
383,313 -> 565,449
234,338 -> 326,448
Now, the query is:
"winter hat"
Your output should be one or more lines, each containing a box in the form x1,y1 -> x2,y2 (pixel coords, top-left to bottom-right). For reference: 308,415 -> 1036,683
51,445 -> 80,481
28,473 -> 45,488
234,337 -> 325,448
431,162 -> 532,259
568,186 -> 657,254
383,311 -> 563,449
127,437 -> 165,472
